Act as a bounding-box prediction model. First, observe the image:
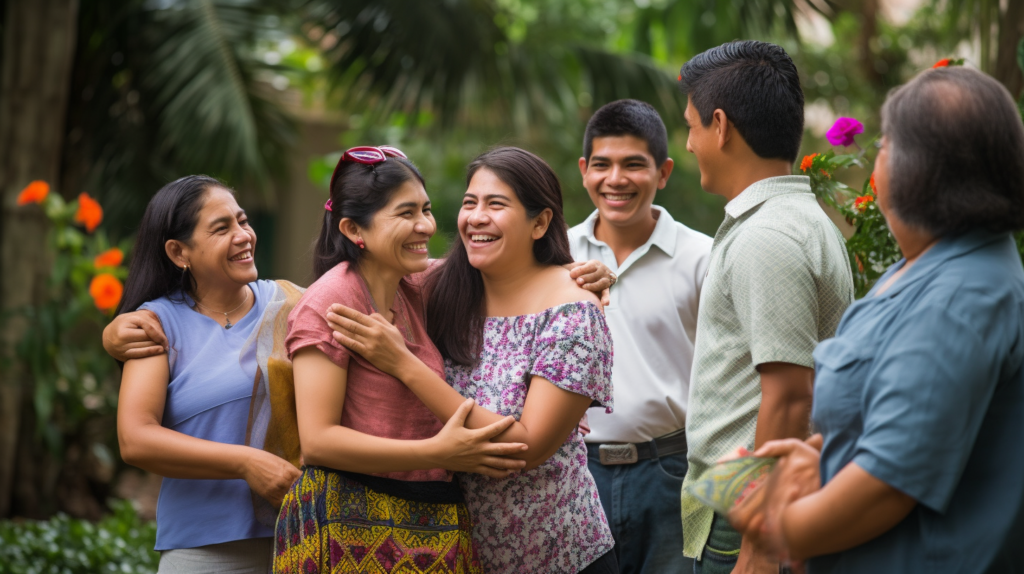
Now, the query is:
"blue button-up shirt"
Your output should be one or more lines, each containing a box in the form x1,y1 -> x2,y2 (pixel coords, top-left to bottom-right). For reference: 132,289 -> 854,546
809,230 -> 1024,573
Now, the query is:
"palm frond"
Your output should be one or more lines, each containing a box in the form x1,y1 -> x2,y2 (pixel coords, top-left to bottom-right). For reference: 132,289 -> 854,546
63,0 -> 296,233
299,0 -> 689,132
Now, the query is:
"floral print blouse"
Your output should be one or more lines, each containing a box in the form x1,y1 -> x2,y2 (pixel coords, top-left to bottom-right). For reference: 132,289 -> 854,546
446,301 -> 615,573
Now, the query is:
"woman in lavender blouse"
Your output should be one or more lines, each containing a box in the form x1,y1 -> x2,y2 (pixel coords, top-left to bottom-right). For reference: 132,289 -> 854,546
330,147 -> 618,574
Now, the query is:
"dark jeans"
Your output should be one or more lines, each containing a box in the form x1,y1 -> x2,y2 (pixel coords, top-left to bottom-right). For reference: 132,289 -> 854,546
580,550 -> 620,574
692,515 -> 792,574
693,515 -> 742,574
587,444 -> 693,574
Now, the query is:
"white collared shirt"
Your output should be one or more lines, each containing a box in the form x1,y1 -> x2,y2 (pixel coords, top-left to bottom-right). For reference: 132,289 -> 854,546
569,206 -> 712,443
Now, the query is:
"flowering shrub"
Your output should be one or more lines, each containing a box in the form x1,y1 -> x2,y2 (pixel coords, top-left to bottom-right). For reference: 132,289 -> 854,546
802,60 -> 1024,298
13,182 -> 129,454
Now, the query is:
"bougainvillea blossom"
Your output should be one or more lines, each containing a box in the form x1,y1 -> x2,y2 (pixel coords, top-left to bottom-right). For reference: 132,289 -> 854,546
826,117 -> 865,147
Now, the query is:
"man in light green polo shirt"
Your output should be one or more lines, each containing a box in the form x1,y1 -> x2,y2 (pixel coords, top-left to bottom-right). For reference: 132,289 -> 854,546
677,41 -> 854,574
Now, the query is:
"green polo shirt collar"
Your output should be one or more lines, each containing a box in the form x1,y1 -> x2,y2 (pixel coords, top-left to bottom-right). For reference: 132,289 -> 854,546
724,175 -> 813,219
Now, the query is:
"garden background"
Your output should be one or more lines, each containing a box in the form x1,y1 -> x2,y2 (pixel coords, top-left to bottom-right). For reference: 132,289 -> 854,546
1,0 -> 1023,570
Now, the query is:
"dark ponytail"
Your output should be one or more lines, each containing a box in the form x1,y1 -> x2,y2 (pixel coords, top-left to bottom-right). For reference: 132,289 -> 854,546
427,147 -> 573,365
312,157 -> 425,280
115,175 -> 227,316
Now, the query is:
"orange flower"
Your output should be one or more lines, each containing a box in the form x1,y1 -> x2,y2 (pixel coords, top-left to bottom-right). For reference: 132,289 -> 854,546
869,173 -> 877,195
932,58 -> 951,68
74,192 -> 103,232
854,195 -> 874,212
89,273 -> 123,312
17,181 -> 50,205
800,153 -> 817,172
820,169 -> 831,179
94,247 -> 124,269
855,254 -> 865,273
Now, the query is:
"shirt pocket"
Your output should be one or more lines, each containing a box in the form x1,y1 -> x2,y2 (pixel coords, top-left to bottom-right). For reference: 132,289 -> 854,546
812,338 -> 876,438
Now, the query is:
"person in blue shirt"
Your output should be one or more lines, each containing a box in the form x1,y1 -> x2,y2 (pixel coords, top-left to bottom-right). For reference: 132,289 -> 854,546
729,67 -> 1024,573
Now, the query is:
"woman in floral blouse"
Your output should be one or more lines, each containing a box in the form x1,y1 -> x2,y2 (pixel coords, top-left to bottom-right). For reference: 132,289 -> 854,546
330,146 -> 617,574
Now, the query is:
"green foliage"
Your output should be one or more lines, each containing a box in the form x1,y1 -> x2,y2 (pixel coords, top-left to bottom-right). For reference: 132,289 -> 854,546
801,149 -> 900,298
0,500 -> 157,574
67,0 -> 296,232
13,192 -> 126,456
303,0 -> 687,130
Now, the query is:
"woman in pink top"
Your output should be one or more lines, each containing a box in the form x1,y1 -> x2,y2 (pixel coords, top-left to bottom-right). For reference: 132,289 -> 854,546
329,148 -> 618,573
274,147 -> 526,574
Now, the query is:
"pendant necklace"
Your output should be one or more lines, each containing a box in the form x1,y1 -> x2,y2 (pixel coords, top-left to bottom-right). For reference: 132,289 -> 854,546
193,289 -> 250,329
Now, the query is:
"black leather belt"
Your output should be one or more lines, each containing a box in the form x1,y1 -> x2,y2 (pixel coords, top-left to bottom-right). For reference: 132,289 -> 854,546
594,429 -> 687,465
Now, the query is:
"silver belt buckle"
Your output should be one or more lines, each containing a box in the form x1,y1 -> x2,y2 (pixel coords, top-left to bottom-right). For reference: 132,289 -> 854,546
598,443 -> 638,465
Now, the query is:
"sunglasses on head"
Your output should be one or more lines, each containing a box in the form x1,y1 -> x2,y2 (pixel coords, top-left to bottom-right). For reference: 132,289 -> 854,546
325,145 -> 409,212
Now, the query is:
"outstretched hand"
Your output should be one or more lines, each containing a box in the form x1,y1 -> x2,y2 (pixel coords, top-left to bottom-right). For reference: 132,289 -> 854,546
429,399 -> 528,478
326,304 -> 411,376
565,260 -> 616,306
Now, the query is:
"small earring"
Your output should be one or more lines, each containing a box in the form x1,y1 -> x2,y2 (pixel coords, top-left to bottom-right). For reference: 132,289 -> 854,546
356,239 -> 365,249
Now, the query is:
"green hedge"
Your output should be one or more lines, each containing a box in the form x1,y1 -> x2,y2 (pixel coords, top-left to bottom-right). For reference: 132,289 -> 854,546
0,500 -> 158,574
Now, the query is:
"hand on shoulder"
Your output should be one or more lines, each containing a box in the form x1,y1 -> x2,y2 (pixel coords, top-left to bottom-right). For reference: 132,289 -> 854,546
541,266 -> 603,309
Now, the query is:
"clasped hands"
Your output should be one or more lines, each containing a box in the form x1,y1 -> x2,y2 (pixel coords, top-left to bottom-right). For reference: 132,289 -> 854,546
726,434 -> 824,574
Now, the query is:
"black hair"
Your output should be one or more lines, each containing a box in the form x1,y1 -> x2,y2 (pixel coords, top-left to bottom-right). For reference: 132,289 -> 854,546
583,99 -> 669,166
882,66 -> 1024,236
116,175 -> 227,316
312,157 -> 425,280
426,147 -> 573,365
679,40 -> 804,163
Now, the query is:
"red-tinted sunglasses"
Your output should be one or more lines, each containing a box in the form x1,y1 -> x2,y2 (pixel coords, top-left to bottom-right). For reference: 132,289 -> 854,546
325,146 -> 408,212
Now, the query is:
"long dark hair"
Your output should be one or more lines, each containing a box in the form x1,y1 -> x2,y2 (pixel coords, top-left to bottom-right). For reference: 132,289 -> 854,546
426,147 -> 573,365
116,175 -> 228,316
312,157 -> 425,279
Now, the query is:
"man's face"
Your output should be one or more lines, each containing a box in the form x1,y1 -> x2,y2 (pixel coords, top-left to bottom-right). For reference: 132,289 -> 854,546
578,135 -> 672,229
684,100 -> 719,193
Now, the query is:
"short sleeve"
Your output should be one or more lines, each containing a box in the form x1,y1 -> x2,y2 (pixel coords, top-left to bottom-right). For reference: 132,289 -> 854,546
530,302 -> 614,412
138,299 -> 178,370
729,227 -> 818,368
852,301 -> 1009,513
285,299 -> 351,368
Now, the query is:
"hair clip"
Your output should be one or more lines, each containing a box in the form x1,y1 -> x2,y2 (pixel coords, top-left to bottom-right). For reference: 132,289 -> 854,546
324,199 -> 333,212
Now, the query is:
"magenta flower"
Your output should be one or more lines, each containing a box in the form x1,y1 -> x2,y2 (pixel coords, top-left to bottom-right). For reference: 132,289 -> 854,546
826,117 -> 864,147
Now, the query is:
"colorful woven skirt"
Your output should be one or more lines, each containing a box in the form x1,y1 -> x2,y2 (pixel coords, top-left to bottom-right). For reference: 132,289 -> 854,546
273,466 -> 482,574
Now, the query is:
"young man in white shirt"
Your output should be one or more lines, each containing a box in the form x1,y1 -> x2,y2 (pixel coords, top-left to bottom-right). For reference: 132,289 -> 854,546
569,99 -> 712,574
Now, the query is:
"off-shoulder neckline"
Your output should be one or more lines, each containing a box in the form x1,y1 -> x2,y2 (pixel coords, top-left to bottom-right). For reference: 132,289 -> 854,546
484,299 -> 603,320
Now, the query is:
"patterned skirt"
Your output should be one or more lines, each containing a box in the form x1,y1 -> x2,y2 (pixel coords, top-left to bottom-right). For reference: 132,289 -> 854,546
273,466 -> 482,574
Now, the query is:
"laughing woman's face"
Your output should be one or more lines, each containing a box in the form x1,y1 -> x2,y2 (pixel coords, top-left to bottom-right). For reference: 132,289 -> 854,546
170,187 -> 258,293
351,179 -> 436,276
458,168 -> 551,275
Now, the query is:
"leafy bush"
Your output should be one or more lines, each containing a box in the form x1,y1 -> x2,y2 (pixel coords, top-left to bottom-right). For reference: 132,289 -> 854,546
0,500 -> 158,574
800,57 -> 1024,298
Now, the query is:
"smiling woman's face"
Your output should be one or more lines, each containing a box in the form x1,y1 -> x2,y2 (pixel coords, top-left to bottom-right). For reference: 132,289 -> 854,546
169,186 -> 258,294
459,168 -> 547,274
355,178 -> 436,276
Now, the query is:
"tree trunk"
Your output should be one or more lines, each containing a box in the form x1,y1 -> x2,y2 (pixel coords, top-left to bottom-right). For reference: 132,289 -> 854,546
994,0 -> 1024,98
0,0 -> 79,518
858,0 -> 882,86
